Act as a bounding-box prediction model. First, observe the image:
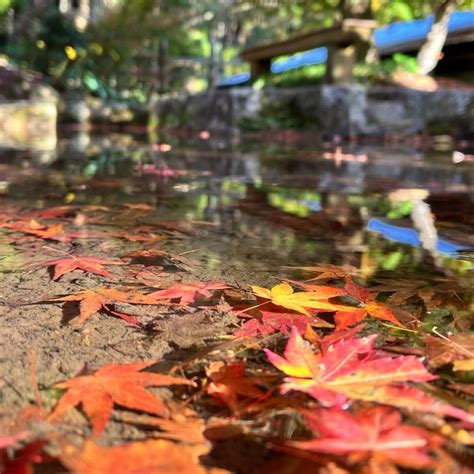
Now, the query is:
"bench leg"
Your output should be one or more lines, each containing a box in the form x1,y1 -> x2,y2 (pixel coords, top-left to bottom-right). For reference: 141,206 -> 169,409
326,45 -> 357,84
250,58 -> 271,78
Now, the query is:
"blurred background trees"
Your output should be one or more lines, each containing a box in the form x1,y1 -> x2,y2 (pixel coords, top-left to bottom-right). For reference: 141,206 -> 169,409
0,0 -> 472,100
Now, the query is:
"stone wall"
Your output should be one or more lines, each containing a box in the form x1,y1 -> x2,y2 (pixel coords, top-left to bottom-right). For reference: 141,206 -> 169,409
0,100 -> 57,151
156,85 -> 474,137
0,64 -> 58,152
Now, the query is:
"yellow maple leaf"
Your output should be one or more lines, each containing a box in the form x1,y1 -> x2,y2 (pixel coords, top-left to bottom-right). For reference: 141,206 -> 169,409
453,359 -> 474,371
251,282 -> 353,316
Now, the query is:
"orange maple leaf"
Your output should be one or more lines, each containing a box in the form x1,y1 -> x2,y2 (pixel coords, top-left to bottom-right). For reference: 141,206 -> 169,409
50,288 -> 168,324
334,279 -> 402,329
50,361 -> 195,435
41,256 -> 123,280
60,438 -> 229,474
15,221 -> 71,242
205,361 -> 267,413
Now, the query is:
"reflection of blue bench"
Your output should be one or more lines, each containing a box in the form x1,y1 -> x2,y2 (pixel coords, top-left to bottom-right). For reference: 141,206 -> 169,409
368,218 -> 469,255
219,10 -> 474,86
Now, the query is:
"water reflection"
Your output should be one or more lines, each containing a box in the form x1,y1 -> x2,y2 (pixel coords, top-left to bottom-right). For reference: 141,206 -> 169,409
0,131 -> 473,285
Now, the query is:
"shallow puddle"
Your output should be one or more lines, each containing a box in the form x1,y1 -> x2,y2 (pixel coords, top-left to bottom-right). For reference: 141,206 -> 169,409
1,131 -> 473,471
3,132 -> 473,284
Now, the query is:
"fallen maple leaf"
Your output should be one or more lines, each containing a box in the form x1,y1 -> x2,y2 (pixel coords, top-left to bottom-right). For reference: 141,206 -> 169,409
50,361 -> 195,435
0,440 -> 46,474
149,281 -> 229,305
285,263 -> 358,281
60,438 -> 228,474
14,221 -> 71,242
123,249 -> 194,269
116,408 -> 207,445
265,327 -> 435,407
355,384 -> 474,423
40,256 -> 124,280
235,309 -> 332,338
266,327 -> 474,423
334,279 -> 402,329
109,229 -> 165,243
424,333 -> 474,368
123,203 -> 154,211
50,288 -> 168,324
205,361 -> 267,413
453,359 -> 474,371
251,282 -> 353,317
0,431 -> 29,450
290,406 -> 440,469
371,276 -> 467,308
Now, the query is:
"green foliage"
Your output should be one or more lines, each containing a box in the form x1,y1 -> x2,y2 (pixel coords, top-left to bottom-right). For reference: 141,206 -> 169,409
269,64 -> 326,88
0,0 -> 12,16
374,0 -> 474,23
3,6 -> 89,89
355,53 -> 419,83
267,188 -> 321,218
386,200 -> 414,219
3,0 -> 474,97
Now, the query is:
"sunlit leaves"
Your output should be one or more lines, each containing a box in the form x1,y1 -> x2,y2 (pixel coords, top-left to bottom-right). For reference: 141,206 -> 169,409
266,327 -> 435,406
149,281 -> 229,305
252,282 -> 352,316
334,279 -> 403,329
50,288 -> 168,324
41,256 -> 123,280
50,361 -> 194,435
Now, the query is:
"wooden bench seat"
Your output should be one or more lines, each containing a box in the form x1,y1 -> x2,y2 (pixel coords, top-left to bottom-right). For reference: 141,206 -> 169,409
240,19 -> 376,84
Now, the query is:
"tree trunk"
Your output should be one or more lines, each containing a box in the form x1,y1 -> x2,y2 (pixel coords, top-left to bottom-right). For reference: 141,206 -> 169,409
207,30 -> 217,88
416,0 -> 460,75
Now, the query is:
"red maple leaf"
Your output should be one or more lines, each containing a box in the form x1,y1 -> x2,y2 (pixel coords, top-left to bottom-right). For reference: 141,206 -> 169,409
334,279 -> 402,329
265,326 -> 435,407
149,281 -> 229,305
235,309 -> 332,338
0,440 -> 47,473
266,327 -> 474,423
40,256 -> 124,280
290,406 -> 440,469
50,288 -> 168,324
50,361 -> 194,435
